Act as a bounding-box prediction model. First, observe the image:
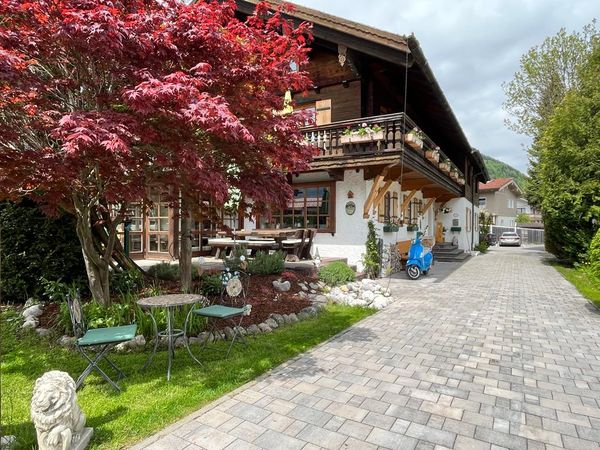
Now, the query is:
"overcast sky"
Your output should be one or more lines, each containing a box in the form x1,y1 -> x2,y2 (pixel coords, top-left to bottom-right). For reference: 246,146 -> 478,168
291,0 -> 597,173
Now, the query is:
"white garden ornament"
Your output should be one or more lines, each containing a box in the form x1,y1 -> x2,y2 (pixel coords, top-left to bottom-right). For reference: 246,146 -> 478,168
31,371 -> 92,450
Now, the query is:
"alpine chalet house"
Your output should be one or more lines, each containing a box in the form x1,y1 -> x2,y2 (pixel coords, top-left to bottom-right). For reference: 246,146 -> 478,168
237,1 -> 489,269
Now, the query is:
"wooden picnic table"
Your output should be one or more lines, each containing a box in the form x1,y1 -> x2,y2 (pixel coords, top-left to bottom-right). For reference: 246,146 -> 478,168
212,229 -> 309,258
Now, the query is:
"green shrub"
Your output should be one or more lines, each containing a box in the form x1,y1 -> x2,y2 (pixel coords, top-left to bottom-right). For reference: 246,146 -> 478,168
198,273 -> 222,296
474,241 -> 489,253
248,251 -> 285,275
0,200 -> 87,302
110,268 -> 144,294
146,262 -> 179,281
588,228 -> 600,279
363,220 -> 381,279
319,261 -> 356,286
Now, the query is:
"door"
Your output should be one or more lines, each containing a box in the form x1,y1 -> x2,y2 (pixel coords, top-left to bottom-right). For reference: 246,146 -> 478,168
435,222 -> 444,244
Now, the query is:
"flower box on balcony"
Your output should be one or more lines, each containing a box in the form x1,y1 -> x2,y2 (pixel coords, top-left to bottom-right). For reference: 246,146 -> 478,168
450,170 -> 459,182
340,130 -> 384,145
425,148 -> 440,164
458,177 -> 465,186
406,224 -> 419,232
439,161 -> 450,173
383,224 -> 400,232
404,132 -> 423,150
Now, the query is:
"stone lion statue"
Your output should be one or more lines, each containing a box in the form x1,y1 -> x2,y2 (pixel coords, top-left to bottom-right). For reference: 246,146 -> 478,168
31,371 -> 86,450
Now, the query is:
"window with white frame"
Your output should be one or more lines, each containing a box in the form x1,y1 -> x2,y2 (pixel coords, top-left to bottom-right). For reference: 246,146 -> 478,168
478,197 -> 486,207
508,199 -> 514,209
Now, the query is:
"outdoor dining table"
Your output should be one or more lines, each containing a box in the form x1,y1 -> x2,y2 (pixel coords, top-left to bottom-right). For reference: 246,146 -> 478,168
217,229 -> 300,248
137,293 -> 206,381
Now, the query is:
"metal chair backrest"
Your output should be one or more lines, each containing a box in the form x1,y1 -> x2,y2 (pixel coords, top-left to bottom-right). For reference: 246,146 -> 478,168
220,269 -> 249,308
67,290 -> 86,338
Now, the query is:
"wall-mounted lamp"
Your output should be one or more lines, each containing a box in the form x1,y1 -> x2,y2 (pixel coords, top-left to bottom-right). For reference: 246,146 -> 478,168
342,80 -> 350,88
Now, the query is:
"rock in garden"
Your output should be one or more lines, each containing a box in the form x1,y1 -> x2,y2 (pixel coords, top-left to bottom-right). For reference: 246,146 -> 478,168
188,337 -> 200,345
22,318 -> 38,330
372,295 -> 389,309
339,285 -> 349,293
133,335 -> 146,348
58,335 -> 76,348
288,313 -> 299,323
270,313 -> 285,325
212,330 -> 224,341
309,282 -> 320,290
317,281 -> 327,290
282,314 -> 292,324
314,294 -> 328,303
258,323 -> 272,333
24,298 -> 38,308
0,435 -> 16,450
361,290 -> 376,303
197,332 -> 214,344
272,280 -> 291,292
300,306 -> 317,317
297,291 -> 308,299
235,326 -> 246,336
361,279 -> 378,291
22,304 -> 43,319
246,324 -> 260,335
349,298 -> 368,307
298,282 -> 309,291
297,311 -> 310,321
115,342 -> 128,352
35,328 -> 50,337
265,318 -> 279,329
223,327 -> 236,341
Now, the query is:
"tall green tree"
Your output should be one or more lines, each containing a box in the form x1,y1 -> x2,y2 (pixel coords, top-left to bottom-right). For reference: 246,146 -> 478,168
503,21 -> 598,207
537,44 -> 600,262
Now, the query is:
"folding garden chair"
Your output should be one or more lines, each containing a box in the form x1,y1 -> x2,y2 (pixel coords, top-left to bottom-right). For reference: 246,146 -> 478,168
67,291 -> 137,392
185,269 -> 250,362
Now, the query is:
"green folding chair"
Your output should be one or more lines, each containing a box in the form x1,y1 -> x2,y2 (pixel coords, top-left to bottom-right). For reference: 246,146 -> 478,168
185,269 -> 250,362
67,291 -> 137,392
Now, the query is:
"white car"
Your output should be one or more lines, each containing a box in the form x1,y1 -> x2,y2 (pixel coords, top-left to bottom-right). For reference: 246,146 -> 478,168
499,232 -> 521,247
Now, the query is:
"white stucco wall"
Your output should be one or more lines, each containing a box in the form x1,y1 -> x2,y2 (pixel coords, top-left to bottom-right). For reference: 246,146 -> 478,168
437,197 -> 478,250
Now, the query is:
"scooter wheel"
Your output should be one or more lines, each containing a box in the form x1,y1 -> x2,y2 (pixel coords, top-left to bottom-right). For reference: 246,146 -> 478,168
406,265 -> 421,280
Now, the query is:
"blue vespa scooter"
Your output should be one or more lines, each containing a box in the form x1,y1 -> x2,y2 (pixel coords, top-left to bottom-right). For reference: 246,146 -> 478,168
406,227 -> 433,280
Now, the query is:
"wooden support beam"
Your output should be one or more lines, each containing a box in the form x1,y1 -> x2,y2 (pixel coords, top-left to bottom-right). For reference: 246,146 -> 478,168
421,198 -> 436,215
363,174 -> 384,218
363,164 -> 396,218
401,190 -> 417,215
372,180 -> 394,209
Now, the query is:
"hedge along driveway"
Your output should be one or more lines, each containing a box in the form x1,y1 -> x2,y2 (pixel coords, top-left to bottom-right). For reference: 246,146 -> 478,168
0,304 -> 373,449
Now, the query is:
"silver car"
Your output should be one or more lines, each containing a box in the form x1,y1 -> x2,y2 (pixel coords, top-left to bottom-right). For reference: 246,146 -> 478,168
499,232 -> 521,246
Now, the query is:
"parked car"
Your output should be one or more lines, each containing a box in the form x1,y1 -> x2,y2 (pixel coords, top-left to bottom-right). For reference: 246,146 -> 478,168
499,232 -> 521,247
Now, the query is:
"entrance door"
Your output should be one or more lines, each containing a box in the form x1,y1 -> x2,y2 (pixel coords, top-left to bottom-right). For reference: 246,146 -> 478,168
435,222 -> 444,244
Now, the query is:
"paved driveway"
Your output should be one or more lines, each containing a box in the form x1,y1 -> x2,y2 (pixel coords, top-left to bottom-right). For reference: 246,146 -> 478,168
133,246 -> 600,450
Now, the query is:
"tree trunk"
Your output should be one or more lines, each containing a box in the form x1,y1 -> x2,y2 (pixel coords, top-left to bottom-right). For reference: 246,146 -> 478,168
180,196 -> 193,293
73,194 -> 111,305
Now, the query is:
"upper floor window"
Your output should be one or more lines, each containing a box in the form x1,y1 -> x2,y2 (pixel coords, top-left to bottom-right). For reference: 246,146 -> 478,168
478,197 -> 486,207
508,199 -> 514,209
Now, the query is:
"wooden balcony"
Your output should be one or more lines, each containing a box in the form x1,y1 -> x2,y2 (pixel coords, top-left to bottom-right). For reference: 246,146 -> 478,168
302,113 -> 465,197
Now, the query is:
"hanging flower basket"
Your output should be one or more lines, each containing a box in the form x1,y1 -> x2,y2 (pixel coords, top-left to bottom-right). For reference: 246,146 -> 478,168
450,170 -> 459,181
425,148 -> 440,163
458,177 -> 465,186
406,224 -> 419,232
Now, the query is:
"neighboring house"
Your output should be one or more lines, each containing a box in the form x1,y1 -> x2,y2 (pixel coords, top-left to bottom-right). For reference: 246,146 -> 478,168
478,178 -> 522,227
517,198 -> 544,228
120,0 -> 490,268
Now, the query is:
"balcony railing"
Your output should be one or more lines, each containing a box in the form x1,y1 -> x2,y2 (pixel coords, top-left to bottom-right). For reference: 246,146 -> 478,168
302,112 -> 464,184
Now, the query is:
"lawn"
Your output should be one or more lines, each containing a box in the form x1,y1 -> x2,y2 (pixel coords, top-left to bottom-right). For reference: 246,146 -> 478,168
552,263 -> 600,308
1,304 -> 374,449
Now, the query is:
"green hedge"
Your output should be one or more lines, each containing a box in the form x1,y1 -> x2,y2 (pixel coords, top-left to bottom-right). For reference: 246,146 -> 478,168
0,200 -> 86,302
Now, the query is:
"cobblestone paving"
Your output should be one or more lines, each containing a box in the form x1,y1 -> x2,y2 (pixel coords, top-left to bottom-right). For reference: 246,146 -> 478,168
132,246 -> 600,450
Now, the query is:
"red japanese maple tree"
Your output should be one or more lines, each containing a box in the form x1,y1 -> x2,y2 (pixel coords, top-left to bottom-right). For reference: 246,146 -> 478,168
0,0 -> 314,304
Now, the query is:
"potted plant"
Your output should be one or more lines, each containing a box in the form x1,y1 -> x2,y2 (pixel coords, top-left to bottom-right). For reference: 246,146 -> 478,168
340,123 -> 384,144
450,226 -> 461,232
450,168 -> 460,181
404,127 -> 424,150
406,224 -> 418,232
425,146 -> 440,164
382,219 -> 400,233
457,176 -> 465,186
439,158 -> 450,173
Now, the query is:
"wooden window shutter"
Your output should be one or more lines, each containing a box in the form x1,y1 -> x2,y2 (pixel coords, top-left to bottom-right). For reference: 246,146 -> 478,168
377,195 -> 385,223
315,99 -> 332,126
392,191 -> 398,219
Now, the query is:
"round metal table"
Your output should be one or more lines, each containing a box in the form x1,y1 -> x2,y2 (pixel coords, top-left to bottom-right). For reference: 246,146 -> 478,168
137,293 -> 206,381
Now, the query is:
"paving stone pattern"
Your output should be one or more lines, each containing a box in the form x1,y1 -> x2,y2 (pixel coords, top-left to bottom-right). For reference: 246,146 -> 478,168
132,247 -> 600,449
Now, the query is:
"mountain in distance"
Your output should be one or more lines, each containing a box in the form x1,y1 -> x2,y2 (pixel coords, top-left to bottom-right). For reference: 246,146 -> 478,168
482,154 -> 528,190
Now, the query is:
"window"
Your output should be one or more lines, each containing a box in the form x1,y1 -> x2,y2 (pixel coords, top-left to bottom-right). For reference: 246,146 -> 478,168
148,193 -> 171,253
478,197 -> 486,207
508,199 -> 514,209
113,203 -> 144,254
266,182 -> 335,233
377,191 -> 398,223
466,207 -> 472,232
